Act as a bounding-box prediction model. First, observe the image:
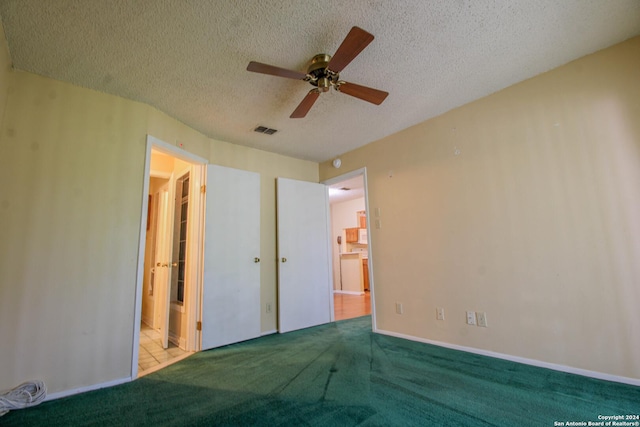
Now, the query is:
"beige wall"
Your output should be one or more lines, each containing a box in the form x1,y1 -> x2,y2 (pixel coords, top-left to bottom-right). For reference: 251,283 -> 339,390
0,19 -> 11,132
320,37 -> 640,381
0,68 -> 317,395
0,72 -> 149,396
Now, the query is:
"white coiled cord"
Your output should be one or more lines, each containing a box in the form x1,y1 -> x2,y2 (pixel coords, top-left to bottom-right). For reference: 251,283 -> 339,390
0,380 -> 47,416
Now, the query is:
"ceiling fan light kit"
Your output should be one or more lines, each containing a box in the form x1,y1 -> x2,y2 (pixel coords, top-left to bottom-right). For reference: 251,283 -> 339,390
247,26 -> 388,118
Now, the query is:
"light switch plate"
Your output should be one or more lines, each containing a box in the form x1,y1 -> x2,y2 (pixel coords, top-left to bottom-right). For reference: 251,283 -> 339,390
477,312 -> 488,327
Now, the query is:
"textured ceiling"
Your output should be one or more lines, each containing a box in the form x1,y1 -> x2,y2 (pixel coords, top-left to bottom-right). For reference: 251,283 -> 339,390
1,1 -> 639,162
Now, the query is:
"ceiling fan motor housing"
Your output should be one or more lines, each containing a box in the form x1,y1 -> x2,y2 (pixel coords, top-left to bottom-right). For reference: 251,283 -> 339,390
308,54 -> 339,92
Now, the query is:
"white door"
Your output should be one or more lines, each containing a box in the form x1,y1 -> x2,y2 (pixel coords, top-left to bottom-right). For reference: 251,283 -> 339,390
277,178 -> 333,333
201,165 -> 261,350
153,183 -> 173,349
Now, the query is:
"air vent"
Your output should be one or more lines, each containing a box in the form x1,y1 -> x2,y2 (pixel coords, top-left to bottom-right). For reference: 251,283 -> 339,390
254,126 -> 278,135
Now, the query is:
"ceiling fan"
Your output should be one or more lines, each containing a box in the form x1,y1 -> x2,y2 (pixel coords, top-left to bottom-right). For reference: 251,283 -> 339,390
247,26 -> 389,118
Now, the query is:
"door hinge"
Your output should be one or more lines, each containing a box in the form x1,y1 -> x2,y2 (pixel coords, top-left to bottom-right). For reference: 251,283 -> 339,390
201,185 -> 206,194
197,321 -> 202,331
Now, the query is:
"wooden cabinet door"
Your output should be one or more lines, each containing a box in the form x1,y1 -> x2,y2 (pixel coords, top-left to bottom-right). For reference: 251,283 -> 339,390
345,227 -> 359,243
362,259 -> 369,291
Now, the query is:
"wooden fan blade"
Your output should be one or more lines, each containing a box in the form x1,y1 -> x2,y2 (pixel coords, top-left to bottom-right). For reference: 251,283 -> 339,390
247,61 -> 307,80
326,26 -> 374,73
338,82 -> 388,105
290,90 -> 320,118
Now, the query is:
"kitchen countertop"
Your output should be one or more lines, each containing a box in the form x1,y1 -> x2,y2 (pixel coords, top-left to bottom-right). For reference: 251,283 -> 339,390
340,252 -> 368,259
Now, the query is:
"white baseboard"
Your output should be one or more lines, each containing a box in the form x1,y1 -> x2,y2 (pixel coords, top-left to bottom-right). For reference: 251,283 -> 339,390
333,290 -> 364,295
169,332 -> 186,349
45,376 -> 132,402
375,328 -> 640,387
141,315 -> 153,328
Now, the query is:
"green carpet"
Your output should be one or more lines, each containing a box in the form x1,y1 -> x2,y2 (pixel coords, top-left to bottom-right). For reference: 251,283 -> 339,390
3,316 -> 639,426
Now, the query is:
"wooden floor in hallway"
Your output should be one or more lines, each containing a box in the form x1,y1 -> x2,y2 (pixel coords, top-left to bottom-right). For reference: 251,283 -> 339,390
334,291 -> 371,321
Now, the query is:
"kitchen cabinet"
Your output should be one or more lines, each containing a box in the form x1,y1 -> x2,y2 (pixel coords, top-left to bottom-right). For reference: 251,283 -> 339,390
339,253 -> 364,293
362,258 -> 369,291
345,227 -> 359,243
357,210 -> 366,228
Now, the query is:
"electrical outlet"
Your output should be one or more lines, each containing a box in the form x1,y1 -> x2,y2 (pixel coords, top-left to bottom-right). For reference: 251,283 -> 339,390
395,302 -> 404,315
466,311 -> 477,325
266,303 -> 272,314
436,308 -> 445,320
477,312 -> 488,327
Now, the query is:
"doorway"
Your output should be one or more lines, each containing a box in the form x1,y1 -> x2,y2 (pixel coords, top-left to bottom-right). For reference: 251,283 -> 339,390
138,151 -> 197,374
133,136 -> 208,379
134,135 -> 265,378
324,168 -> 374,324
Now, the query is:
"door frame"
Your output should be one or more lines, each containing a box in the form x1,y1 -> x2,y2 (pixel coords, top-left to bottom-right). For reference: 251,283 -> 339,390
321,167 -> 377,332
132,135 -> 207,378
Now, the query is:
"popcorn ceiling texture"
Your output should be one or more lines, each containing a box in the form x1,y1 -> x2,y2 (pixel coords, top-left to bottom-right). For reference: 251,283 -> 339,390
0,0 -> 639,162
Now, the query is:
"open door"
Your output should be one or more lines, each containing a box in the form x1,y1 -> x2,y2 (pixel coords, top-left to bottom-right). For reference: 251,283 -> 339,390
277,177 -> 333,333
154,183 -> 173,349
201,165 -> 261,350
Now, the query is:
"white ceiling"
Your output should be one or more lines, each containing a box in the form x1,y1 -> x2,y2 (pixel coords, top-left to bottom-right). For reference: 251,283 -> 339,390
328,175 -> 365,205
1,1 -> 639,162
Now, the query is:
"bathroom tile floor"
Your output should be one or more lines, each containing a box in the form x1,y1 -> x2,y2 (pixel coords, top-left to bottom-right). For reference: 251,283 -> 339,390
138,323 -> 192,377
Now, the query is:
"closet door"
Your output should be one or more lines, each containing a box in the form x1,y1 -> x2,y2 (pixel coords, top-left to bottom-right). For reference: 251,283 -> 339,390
201,165 -> 261,350
277,177 -> 333,333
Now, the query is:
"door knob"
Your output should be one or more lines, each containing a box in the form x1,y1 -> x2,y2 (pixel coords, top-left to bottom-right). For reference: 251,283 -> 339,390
254,257 -> 260,263
281,257 -> 287,263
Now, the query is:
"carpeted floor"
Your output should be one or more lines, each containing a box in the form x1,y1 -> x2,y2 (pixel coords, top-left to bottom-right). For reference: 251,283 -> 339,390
3,316 -> 639,426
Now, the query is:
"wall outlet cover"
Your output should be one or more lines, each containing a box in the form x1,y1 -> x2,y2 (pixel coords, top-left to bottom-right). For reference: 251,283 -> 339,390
466,311 -> 476,325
